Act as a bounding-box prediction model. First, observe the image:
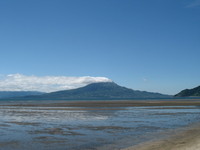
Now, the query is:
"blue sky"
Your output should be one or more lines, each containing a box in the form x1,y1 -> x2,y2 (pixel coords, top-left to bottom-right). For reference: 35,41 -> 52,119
0,0 -> 200,95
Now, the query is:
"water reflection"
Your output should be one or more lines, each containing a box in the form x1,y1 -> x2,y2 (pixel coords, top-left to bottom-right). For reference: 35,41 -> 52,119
0,104 -> 200,150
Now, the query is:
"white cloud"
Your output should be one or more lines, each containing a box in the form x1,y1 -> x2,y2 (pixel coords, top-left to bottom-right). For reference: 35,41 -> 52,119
186,0 -> 200,8
0,74 -> 112,92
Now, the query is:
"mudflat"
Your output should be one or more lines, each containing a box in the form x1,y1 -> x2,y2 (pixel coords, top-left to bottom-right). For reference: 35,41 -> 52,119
1,99 -> 200,107
1,99 -> 200,150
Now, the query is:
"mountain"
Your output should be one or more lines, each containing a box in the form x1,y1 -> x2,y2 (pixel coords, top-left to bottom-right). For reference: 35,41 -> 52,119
0,91 -> 45,99
11,82 -> 170,100
175,86 -> 200,97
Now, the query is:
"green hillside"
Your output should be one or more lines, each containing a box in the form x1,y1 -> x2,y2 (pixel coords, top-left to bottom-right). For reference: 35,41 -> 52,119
175,86 -> 200,97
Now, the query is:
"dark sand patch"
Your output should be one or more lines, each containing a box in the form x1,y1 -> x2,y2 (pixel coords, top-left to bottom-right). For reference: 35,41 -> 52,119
6,121 -> 40,126
0,123 -> 10,127
146,106 -> 199,109
2,99 -> 200,108
81,125 -> 133,131
0,141 -> 20,148
29,127 -> 84,136
33,136 -> 67,144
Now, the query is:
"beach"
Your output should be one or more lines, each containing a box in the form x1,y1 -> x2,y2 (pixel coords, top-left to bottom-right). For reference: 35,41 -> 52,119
1,99 -> 200,150
123,122 -> 200,150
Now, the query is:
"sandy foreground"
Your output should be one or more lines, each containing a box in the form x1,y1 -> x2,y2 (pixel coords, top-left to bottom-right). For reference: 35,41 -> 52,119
123,122 -> 200,150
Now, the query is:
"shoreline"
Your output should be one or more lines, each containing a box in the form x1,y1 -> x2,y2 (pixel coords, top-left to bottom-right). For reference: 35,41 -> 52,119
1,99 -> 200,107
1,99 -> 200,150
123,122 -> 200,150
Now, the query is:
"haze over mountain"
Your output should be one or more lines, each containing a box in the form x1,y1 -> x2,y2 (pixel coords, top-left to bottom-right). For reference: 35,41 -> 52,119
5,82 -> 171,100
175,86 -> 200,97
0,91 -> 45,99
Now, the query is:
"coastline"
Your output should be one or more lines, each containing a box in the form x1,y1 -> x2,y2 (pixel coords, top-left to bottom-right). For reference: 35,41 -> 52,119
123,122 -> 200,150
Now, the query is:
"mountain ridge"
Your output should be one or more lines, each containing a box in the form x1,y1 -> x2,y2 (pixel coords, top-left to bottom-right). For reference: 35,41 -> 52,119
6,82 -> 171,100
175,86 -> 200,97
0,91 -> 45,99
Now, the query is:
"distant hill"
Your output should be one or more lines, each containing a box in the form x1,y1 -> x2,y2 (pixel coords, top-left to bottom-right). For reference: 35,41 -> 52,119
10,82 -> 170,100
175,86 -> 200,97
0,91 -> 45,99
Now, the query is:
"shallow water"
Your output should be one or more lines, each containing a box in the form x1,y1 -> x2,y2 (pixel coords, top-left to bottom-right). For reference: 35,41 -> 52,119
0,102 -> 200,150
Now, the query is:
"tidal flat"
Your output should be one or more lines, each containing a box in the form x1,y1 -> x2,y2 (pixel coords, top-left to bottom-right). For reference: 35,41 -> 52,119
0,100 -> 200,150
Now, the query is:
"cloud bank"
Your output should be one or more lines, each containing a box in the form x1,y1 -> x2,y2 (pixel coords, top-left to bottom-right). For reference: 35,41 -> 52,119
0,74 -> 112,92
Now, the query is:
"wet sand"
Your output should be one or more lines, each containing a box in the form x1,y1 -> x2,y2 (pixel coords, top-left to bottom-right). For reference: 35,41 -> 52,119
35,99 -> 200,150
123,122 -> 200,150
1,99 -> 200,150
1,99 -> 200,107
